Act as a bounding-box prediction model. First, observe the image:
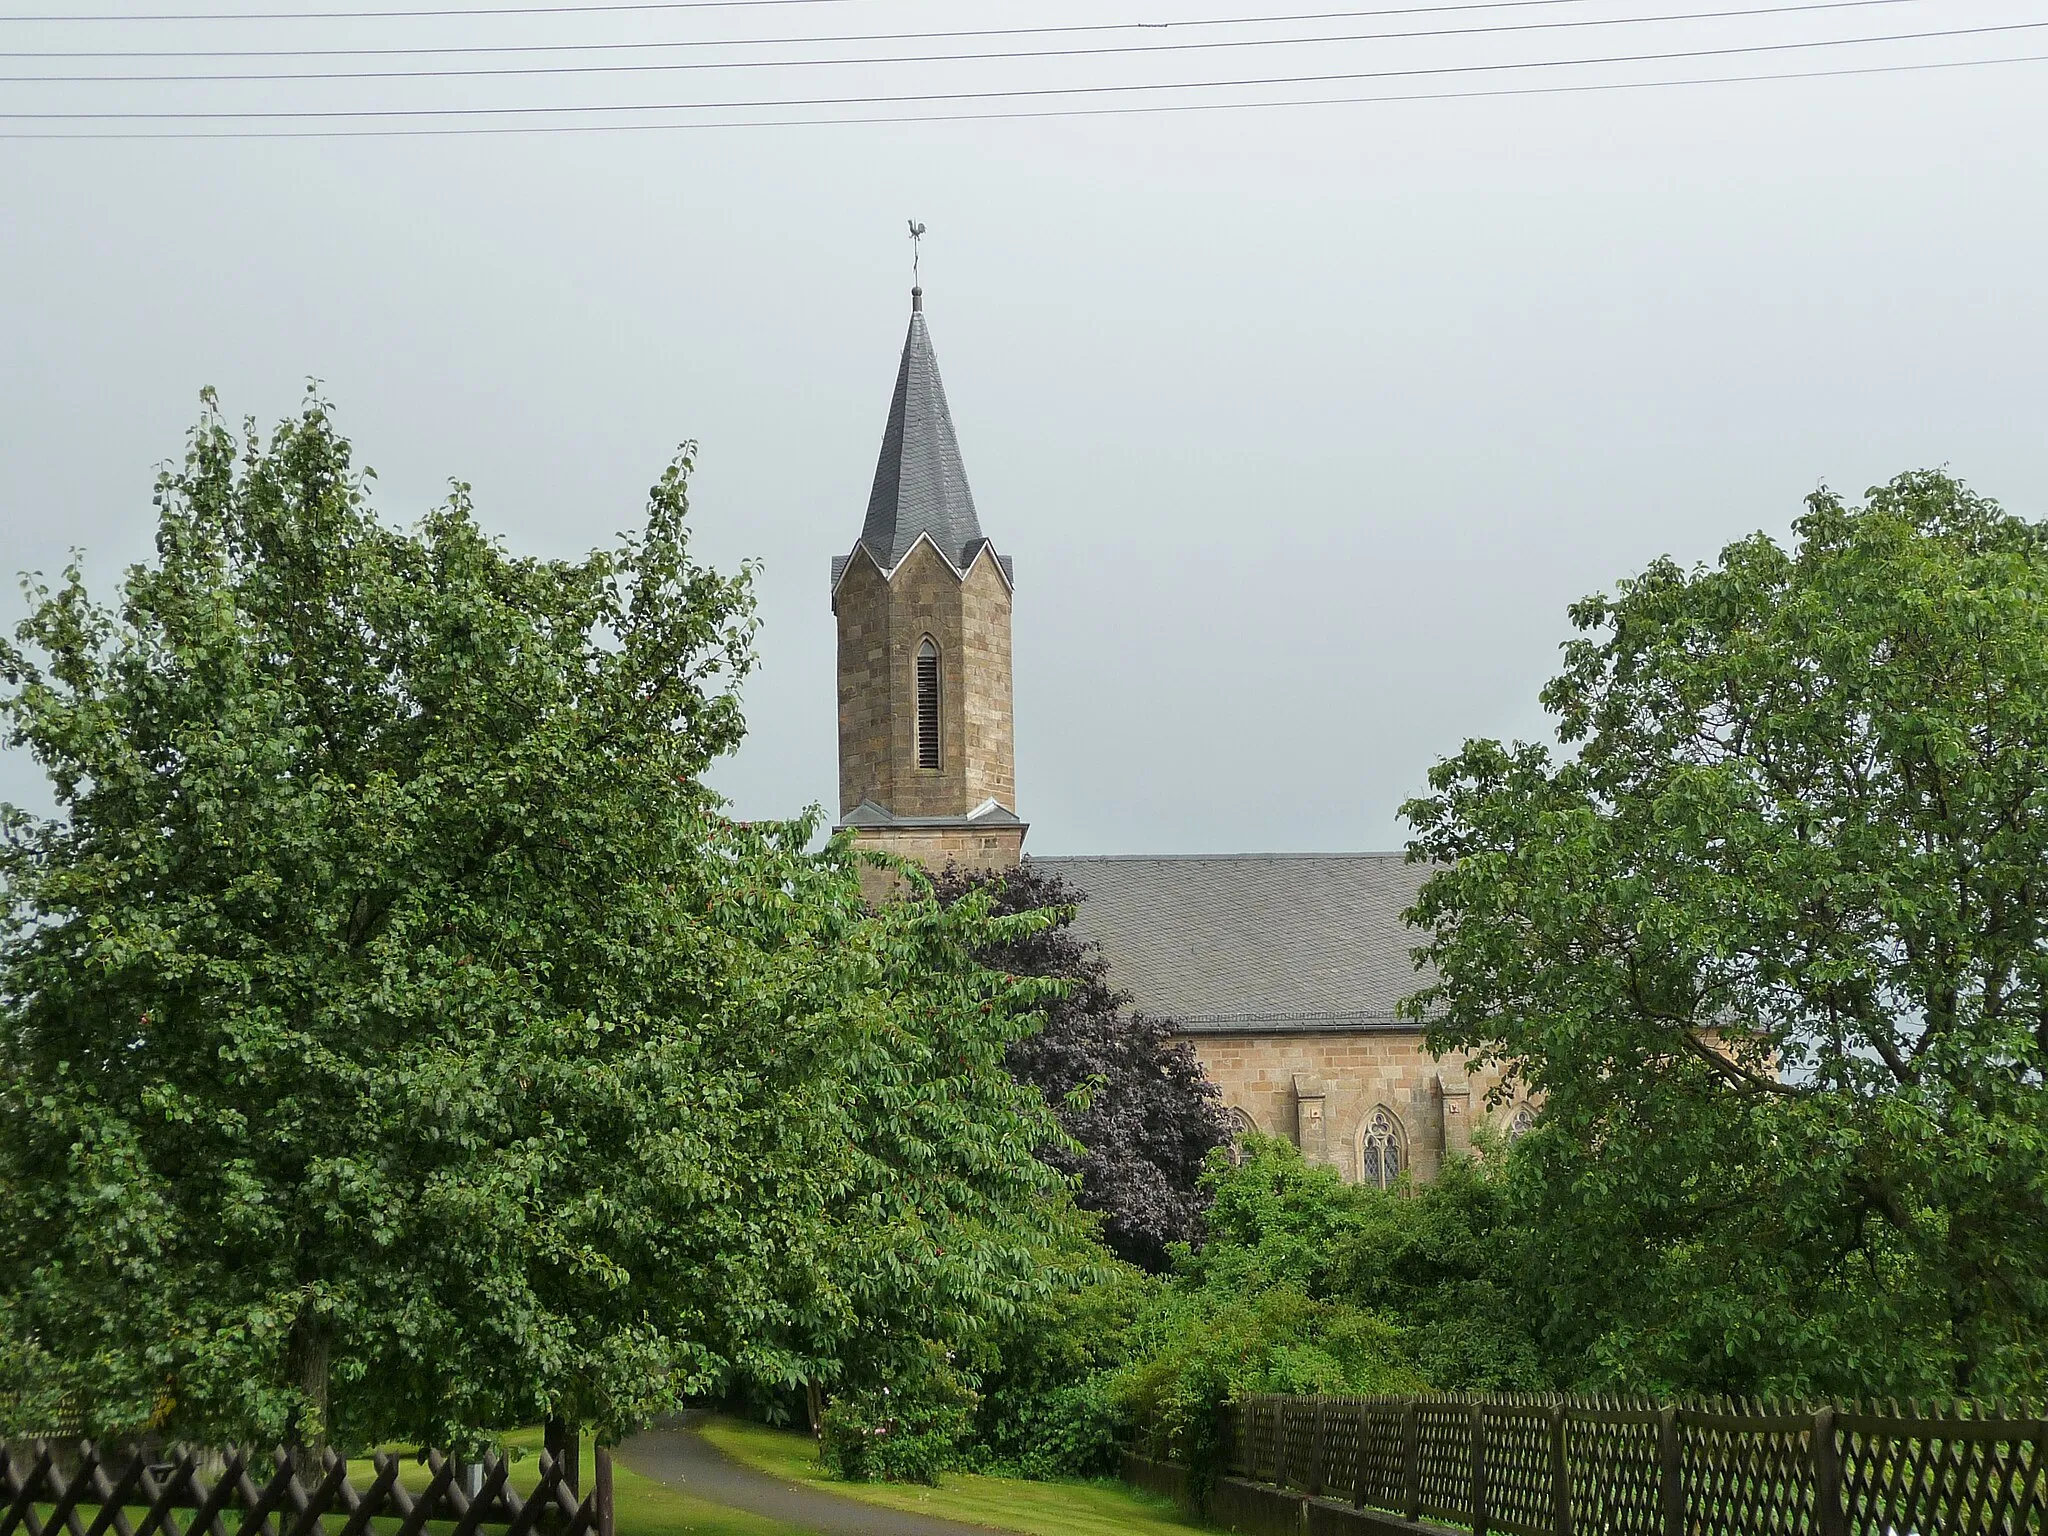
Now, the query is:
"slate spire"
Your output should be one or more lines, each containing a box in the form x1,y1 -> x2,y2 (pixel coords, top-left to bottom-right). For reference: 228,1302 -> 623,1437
859,286 -> 988,573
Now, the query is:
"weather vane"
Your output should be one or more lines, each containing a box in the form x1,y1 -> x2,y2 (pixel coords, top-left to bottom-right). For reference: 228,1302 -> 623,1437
908,219 -> 927,287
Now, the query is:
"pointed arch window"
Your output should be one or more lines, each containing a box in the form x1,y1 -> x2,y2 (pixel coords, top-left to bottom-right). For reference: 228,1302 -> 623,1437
915,636 -> 941,770
1509,1103 -> 1537,1140
1223,1106 -> 1257,1164
1358,1107 -> 1404,1190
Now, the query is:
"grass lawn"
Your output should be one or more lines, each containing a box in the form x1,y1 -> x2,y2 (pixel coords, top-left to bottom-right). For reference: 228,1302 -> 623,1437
697,1416 -> 1210,1536
343,1427 -> 811,1536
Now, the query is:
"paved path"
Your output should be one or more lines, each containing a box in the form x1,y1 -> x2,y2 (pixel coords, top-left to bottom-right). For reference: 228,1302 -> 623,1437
618,1421 -> 1005,1536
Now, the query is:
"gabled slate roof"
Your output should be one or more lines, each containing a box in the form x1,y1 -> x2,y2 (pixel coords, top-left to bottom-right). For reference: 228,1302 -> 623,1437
859,290 -> 989,574
1025,853 -> 1438,1033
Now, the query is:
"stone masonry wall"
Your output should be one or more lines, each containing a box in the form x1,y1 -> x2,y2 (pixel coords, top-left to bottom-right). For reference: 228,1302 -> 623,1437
835,553 -> 893,818
958,554 -> 1016,812
1187,1030 -> 1525,1184
834,542 -> 1016,820
882,539 -> 969,818
852,824 -> 1028,904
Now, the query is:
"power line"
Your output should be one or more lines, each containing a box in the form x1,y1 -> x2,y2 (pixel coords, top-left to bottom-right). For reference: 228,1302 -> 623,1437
1,0 -> 1947,83
3,17 -> 2041,114
0,0 -> 1735,59
2,46 -> 2039,134
0,0 -> 874,21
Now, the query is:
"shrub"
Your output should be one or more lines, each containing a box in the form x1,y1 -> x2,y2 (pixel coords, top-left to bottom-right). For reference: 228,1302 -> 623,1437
818,1364 -> 977,1485
965,1234 -> 1150,1479
1115,1282 -> 1421,1476
819,1390 -> 973,1484
1102,1135 -> 1552,1485
965,1368 -> 1130,1481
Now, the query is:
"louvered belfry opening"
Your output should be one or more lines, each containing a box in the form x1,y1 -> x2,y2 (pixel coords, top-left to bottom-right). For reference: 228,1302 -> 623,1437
916,636 -> 941,769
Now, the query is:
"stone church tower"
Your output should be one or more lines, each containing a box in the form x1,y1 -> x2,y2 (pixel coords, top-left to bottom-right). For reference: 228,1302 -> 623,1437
831,287 -> 1026,878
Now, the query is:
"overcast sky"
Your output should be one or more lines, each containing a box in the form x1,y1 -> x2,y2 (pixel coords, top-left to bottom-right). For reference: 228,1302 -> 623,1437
2,0 -> 2044,854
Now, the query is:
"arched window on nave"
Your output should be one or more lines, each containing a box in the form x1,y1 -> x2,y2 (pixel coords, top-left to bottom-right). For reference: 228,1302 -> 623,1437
1358,1107 -> 1404,1190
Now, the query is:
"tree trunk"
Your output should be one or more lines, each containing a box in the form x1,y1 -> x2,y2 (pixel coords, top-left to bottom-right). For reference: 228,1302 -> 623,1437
806,1381 -> 823,1439
546,1416 -> 582,1496
291,1313 -> 330,1452
595,1445 -> 615,1536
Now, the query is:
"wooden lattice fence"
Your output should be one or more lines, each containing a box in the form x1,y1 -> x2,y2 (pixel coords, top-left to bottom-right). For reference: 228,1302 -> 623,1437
0,1439 -> 612,1536
1225,1396 -> 2048,1536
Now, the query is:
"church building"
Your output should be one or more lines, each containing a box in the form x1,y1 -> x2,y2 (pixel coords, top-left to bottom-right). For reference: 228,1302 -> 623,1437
830,287 -> 1528,1188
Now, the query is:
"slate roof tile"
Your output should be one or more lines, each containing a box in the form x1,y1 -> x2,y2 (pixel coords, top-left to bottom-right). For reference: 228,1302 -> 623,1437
1025,853 -> 1438,1032
859,294 -> 986,574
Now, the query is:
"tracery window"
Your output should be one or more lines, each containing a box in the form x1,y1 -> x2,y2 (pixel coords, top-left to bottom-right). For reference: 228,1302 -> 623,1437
1358,1107 -> 1404,1190
1224,1106 -> 1257,1164
915,637 -> 941,769
1509,1103 -> 1537,1139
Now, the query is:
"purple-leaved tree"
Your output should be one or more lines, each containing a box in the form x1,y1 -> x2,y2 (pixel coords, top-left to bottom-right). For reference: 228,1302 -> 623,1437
935,863 -> 1232,1271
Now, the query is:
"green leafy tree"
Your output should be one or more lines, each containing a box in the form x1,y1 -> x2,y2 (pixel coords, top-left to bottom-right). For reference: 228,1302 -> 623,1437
760,865 -> 1078,1452
1404,471 -> 2048,1398
0,392 -> 1071,1450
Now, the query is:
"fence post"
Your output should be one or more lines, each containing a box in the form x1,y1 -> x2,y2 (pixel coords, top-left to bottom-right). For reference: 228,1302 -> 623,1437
1551,1403 -> 1572,1536
594,1445 -> 614,1536
1472,1401 -> 1490,1536
1404,1400 -> 1423,1522
1310,1399 -> 1329,1498
1658,1406 -> 1683,1536
545,1417 -> 581,1499
1812,1407 -> 1845,1536
1354,1403 -> 1372,1510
